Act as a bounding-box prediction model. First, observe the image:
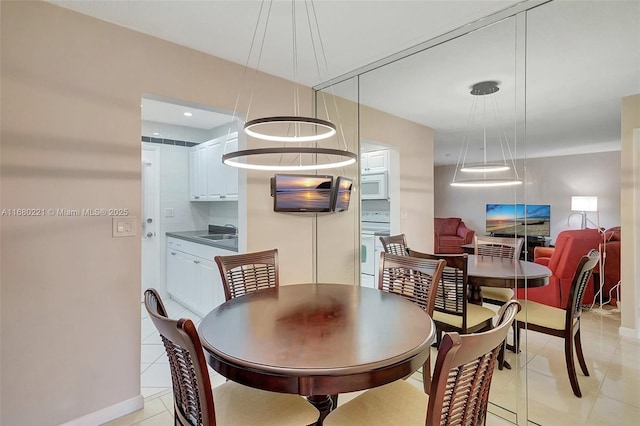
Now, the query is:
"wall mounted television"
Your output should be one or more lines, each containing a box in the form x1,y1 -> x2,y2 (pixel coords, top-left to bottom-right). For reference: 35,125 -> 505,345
331,176 -> 353,212
271,174 -> 333,212
486,204 -> 551,238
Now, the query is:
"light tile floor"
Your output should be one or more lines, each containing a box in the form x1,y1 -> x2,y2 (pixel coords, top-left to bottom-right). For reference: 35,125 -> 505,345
106,299 -> 636,425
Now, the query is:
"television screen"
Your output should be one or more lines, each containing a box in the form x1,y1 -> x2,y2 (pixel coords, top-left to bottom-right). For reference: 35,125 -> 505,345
272,174 -> 333,212
331,176 -> 353,212
486,204 -> 551,237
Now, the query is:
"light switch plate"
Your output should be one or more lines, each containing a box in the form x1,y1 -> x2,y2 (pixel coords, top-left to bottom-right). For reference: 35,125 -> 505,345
164,208 -> 175,218
112,217 -> 136,238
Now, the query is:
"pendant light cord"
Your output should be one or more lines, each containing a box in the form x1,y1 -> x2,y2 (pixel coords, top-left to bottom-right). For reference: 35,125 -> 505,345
306,0 -> 349,153
226,0 -> 272,150
222,0 -> 357,171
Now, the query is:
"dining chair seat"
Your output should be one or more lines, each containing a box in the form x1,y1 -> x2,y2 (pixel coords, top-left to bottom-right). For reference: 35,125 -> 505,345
513,249 -> 600,397
324,379 -> 427,425
325,300 -> 521,426
432,304 -> 496,330
516,299 -> 575,330
481,287 -> 515,304
214,381 -> 319,425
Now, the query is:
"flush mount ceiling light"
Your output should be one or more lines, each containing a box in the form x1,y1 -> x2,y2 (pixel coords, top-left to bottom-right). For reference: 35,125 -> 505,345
451,81 -> 522,187
222,0 -> 356,172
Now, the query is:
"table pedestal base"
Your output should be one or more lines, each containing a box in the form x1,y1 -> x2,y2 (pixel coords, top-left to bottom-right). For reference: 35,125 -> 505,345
307,394 -> 333,425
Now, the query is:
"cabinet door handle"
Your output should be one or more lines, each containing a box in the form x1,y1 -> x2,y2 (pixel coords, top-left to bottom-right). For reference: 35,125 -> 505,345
171,252 -> 176,255
220,195 -> 226,199
193,260 -> 200,264
194,196 -> 200,199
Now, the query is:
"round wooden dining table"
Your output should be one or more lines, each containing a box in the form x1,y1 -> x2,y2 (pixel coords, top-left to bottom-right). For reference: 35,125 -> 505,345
198,283 -> 436,424
466,254 -> 552,303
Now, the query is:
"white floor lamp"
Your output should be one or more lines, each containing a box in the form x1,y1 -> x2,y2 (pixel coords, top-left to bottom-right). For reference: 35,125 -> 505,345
569,196 -> 611,315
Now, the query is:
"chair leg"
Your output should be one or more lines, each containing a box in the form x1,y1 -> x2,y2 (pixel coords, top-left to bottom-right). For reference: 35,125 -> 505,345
574,329 -> 590,376
422,356 -> 431,393
565,333 -> 582,397
498,339 -> 506,370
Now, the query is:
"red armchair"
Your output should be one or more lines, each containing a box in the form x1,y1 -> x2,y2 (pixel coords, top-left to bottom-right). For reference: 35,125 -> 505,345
516,228 -> 601,308
434,217 -> 475,254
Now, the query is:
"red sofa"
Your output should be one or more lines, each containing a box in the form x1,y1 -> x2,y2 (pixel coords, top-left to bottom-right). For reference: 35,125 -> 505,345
434,217 -> 475,254
516,228 -> 601,308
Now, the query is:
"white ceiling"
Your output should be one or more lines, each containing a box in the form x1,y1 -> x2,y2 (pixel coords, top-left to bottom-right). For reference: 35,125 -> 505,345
49,0 -> 640,165
141,97 -> 234,130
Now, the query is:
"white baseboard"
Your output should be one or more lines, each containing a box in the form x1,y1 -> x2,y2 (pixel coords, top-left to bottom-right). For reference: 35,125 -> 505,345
619,326 -> 640,340
60,394 -> 144,426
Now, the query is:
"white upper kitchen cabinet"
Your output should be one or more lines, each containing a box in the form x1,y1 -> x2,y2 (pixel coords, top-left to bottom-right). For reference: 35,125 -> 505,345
189,145 -> 208,200
190,132 -> 239,201
361,149 -> 389,174
223,135 -> 239,198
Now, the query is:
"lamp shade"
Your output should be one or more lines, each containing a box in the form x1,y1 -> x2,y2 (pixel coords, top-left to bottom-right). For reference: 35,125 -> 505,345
571,196 -> 598,212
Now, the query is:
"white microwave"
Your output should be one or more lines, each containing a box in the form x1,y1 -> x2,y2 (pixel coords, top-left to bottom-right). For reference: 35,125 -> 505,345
361,173 -> 388,200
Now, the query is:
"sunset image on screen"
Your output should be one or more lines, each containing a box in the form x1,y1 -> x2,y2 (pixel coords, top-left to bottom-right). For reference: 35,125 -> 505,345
275,175 -> 332,211
486,204 -> 551,237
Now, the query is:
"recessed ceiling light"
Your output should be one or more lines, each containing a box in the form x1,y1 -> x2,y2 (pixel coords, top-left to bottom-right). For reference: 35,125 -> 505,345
153,132 -> 160,136
183,112 -> 193,117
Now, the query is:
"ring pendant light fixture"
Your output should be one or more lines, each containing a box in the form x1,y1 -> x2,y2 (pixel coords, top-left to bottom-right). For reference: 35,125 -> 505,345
450,80 -> 522,187
222,0 -> 357,171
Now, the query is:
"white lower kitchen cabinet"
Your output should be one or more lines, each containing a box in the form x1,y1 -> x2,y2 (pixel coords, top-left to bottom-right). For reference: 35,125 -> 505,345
360,273 -> 376,289
166,237 -> 230,317
166,249 -> 198,309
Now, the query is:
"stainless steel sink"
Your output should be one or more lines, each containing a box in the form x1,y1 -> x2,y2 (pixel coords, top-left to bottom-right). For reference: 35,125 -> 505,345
199,234 -> 237,241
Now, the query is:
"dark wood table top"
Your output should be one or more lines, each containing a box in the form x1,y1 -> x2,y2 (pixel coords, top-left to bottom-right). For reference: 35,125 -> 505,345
467,254 -> 551,288
198,283 -> 435,397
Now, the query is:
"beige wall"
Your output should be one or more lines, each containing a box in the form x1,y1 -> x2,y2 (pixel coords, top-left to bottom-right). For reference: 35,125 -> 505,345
315,96 -> 436,284
0,1 -> 307,424
361,106 -> 435,252
620,94 -> 640,337
0,1 -> 435,423
316,92 -> 361,284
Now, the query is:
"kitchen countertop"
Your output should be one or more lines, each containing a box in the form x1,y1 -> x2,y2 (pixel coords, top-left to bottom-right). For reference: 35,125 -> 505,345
166,230 -> 238,252
366,230 -> 390,236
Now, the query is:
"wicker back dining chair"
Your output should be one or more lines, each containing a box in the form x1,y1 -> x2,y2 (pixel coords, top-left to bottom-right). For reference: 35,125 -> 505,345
514,249 -> 600,397
214,249 -> 279,301
379,234 -> 409,256
378,252 -> 446,392
407,250 -> 496,343
324,300 -> 521,426
474,235 -> 524,307
475,235 -> 525,260
144,288 -> 318,426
